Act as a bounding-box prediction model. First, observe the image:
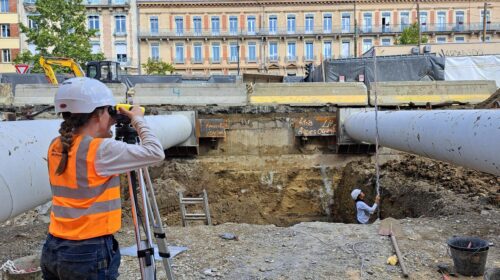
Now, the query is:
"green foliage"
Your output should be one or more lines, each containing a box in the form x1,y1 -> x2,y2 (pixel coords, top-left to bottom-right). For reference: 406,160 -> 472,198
15,0 -> 105,73
141,58 -> 175,75
396,23 -> 429,45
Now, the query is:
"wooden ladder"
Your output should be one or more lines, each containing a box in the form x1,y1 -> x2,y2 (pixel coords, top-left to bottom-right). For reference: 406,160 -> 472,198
178,189 -> 212,227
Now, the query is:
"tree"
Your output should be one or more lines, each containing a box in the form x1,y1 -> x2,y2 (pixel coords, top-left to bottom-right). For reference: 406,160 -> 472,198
141,58 -> 175,75
14,0 -> 104,73
396,23 -> 429,45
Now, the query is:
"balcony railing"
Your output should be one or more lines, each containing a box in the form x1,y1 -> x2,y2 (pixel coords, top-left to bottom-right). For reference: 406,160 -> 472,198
245,57 -> 258,63
285,56 -> 298,63
303,55 -> 317,62
210,58 -> 221,64
266,56 -> 280,63
191,57 -> 204,64
228,56 -> 239,63
139,22 -> 499,38
84,0 -> 129,6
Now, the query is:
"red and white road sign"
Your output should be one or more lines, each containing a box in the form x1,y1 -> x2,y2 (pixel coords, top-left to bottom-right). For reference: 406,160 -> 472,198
15,64 -> 29,74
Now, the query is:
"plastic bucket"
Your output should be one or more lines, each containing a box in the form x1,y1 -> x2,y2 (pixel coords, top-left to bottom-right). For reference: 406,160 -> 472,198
447,236 -> 489,277
2,254 -> 42,280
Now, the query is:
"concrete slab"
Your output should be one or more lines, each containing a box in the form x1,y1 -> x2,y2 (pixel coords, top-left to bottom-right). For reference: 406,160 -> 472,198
133,83 -> 247,106
369,80 -> 497,106
12,83 -> 127,106
249,82 -> 367,106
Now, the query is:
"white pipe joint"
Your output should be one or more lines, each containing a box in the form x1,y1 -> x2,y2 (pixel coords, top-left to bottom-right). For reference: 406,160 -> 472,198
344,110 -> 500,176
0,115 -> 193,223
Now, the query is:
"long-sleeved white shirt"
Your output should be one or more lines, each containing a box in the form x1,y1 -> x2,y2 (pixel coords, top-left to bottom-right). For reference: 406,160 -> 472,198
95,116 -> 165,177
356,201 -> 378,224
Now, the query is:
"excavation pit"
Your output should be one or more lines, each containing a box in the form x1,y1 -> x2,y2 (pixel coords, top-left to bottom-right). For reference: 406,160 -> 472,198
139,154 -> 498,227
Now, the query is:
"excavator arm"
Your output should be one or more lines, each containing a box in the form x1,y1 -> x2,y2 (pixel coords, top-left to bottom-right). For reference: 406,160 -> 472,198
39,56 -> 85,85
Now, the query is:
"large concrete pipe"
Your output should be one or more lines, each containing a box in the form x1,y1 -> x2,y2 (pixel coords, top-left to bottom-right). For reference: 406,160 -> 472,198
344,110 -> 500,176
0,115 -> 193,223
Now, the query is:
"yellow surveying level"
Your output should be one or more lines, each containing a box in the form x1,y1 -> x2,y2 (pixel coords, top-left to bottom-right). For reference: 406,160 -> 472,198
108,104 -> 145,123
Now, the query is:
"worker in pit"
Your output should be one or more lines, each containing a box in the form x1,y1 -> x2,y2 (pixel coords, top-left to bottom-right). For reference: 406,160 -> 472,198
351,189 -> 380,224
41,77 -> 165,280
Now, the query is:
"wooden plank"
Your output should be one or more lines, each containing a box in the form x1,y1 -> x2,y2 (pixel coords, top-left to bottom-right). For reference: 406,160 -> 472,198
291,116 -> 336,137
197,118 -> 227,138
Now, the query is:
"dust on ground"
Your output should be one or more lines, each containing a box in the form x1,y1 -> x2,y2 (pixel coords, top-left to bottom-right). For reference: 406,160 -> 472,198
0,153 -> 499,279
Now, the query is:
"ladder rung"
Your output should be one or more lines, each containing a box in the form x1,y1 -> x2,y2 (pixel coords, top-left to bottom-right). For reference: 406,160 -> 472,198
184,217 -> 208,220
181,198 -> 204,202
181,200 -> 204,204
185,213 -> 207,217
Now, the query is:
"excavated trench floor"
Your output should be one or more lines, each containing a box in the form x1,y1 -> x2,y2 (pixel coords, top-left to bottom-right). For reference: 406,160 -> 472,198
132,153 -> 499,227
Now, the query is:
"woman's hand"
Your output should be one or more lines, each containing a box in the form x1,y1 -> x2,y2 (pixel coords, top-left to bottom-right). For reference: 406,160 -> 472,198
375,195 -> 380,204
118,105 -> 144,119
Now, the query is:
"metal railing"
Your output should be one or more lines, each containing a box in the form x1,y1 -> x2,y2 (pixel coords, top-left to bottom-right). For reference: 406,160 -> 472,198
191,57 -> 204,64
138,22 -> 499,38
84,0 -> 129,6
266,56 -> 280,63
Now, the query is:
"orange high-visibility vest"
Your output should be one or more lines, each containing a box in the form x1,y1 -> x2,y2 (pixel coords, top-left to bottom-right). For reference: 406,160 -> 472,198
47,135 -> 121,240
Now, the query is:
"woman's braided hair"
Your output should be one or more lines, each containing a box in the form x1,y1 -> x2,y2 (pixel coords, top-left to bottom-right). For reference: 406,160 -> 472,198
55,107 -> 106,175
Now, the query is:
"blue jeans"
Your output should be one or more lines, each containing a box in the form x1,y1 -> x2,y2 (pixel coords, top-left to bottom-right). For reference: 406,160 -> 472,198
41,234 -> 121,280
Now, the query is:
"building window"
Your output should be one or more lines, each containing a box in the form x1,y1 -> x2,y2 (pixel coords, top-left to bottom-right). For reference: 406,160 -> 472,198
175,17 -> 183,35
305,14 -> 314,33
341,40 -> 350,58
400,12 -> 410,31
211,43 -> 220,63
151,43 -> 159,61
248,42 -> 256,62
455,11 -> 464,31
269,15 -> 277,34
28,14 -> 38,30
304,42 -> 314,61
229,16 -> 238,35
362,38 -> 373,53
287,42 -> 296,61
1,24 -> 9,38
2,49 -> 11,62
211,16 -> 220,35
175,43 -> 184,63
0,0 -> 8,12
454,36 -> 465,43
363,13 -> 372,33
436,36 -> 447,43
28,43 -> 37,54
88,16 -> 99,32
420,11 -> 428,32
229,42 -> 238,62
323,41 -> 332,59
437,11 -> 446,32
115,43 -> 127,63
91,42 -> 101,54
381,38 -> 391,46
269,41 -> 278,61
287,15 -> 295,34
381,12 -> 391,32
150,16 -> 158,35
115,15 -> 126,34
323,14 -> 332,33
193,43 -> 202,63
341,13 -> 351,33
247,16 -> 256,35
481,36 -> 491,42
481,10 -> 491,30
193,16 -> 202,35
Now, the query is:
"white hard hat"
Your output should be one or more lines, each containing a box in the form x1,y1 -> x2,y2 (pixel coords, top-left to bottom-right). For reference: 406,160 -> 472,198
351,189 -> 362,200
55,77 -> 116,113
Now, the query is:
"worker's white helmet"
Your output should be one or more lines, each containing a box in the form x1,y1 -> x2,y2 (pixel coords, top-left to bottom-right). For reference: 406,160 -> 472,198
55,77 -> 116,113
351,189 -> 362,200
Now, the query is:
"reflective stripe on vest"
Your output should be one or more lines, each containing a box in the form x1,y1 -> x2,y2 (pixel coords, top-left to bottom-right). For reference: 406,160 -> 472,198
48,135 -> 121,240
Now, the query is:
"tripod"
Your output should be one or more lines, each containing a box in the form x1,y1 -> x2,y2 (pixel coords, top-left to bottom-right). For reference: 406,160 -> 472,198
115,120 -> 175,280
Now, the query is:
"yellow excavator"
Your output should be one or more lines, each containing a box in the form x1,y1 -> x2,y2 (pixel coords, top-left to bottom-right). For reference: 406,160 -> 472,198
39,56 -> 122,85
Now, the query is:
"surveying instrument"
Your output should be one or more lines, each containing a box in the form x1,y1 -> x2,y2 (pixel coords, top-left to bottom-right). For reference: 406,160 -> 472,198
111,104 -> 175,280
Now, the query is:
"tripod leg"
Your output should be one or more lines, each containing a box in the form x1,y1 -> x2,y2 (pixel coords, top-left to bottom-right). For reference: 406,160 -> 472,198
142,167 -> 176,280
127,170 -> 157,280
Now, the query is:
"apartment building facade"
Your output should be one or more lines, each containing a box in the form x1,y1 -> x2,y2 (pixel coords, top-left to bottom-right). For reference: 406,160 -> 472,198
18,0 -> 139,73
0,0 -> 20,73
136,0 -> 499,75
